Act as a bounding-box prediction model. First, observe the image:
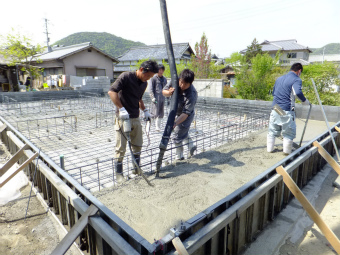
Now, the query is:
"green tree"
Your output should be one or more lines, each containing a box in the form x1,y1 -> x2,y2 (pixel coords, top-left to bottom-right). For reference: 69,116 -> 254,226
301,62 -> 340,105
235,52 -> 281,100
191,33 -> 212,78
0,29 -> 45,90
165,60 -> 193,78
225,52 -> 245,67
244,38 -> 263,63
208,61 -> 225,79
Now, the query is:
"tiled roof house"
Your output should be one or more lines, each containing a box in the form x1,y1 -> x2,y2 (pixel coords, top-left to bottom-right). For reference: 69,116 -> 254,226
240,39 -> 312,65
114,43 -> 195,77
34,42 -> 119,79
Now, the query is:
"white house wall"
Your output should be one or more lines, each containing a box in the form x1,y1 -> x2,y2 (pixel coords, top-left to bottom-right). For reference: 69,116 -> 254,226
63,49 -> 114,79
193,79 -> 223,98
146,78 -> 223,98
280,50 -> 309,61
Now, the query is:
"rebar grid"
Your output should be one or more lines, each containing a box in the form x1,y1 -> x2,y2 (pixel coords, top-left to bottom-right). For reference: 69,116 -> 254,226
0,94 -> 270,192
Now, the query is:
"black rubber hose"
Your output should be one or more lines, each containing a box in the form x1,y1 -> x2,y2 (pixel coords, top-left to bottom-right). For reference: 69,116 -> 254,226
156,0 -> 179,176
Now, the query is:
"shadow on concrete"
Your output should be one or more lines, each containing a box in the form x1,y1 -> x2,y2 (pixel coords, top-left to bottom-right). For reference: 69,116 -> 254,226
157,145 -> 267,179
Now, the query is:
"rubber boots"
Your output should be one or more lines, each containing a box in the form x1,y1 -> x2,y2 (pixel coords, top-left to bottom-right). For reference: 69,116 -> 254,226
155,117 -> 162,132
184,136 -> 197,158
283,137 -> 293,155
175,142 -> 184,160
267,134 -> 275,153
115,161 -> 124,183
132,154 -> 140,175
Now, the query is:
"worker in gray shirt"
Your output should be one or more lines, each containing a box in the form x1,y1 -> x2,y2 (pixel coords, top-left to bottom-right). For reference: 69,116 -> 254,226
149,64 -> 167,131
163,69 -> 197,160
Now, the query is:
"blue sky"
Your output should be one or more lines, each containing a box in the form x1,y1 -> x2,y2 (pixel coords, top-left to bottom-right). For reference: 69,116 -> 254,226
1,0 -> 339,57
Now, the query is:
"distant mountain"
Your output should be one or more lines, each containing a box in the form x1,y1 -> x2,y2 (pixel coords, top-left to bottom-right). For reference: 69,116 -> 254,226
310,43 -> 340,54
53,32 -> 146,58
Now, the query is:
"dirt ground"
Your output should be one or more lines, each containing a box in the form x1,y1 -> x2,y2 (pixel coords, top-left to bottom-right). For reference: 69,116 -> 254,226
0,141 -> 77,255
95,119 -> 337,243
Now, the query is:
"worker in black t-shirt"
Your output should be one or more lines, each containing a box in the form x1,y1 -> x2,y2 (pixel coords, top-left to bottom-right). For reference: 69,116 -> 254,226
108,60 -> 159,183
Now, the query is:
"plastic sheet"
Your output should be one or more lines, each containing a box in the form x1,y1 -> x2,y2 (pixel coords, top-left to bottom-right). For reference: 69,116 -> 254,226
0,164 -> 28,206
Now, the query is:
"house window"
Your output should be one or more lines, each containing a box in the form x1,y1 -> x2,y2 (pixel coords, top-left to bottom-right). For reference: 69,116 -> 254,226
76,68 -> 106,77
287,53 -> 297,58
43,67 -> 63,76
88,49 -> 92,52
96,69 -> 106,76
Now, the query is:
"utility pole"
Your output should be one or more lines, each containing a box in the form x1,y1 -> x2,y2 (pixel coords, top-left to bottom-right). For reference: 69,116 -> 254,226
322,46 -> 326,64
44,18 -> 51,52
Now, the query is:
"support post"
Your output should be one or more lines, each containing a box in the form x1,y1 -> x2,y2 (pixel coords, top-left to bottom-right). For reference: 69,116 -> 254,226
50,204 -> 98,255
276,165 -> 340,254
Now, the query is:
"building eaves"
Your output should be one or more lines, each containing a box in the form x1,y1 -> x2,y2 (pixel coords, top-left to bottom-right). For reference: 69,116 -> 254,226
36,42 -> 118,62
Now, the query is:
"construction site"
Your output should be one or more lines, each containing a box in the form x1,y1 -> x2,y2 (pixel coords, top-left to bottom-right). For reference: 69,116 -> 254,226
1,88 -> 340,255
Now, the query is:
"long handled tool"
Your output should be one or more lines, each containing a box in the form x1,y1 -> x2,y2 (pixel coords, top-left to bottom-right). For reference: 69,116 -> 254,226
311,78 -> 340,162
298,103 -> 312,147
118,119 -> 154,187
156,0 -> 180,177
127,140 -> 154,187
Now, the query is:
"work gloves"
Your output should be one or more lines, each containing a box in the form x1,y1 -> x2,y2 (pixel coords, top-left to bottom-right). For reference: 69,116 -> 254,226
119,107 -> 129,120
302,99 -> 311,105
152,98 -> 157,104
119,107 -> 152,121
144,109 -> 151,121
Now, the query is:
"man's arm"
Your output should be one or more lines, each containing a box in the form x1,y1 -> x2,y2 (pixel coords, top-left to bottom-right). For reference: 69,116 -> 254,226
108,91 -> 123,108
292,79 -> 308,103
163,87 -> 175,97
139,99 -> 146,111
174,113 -> 188,128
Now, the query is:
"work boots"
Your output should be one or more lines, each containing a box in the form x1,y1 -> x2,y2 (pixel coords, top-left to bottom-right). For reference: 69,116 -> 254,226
283,137 -> 293,155
115,161 -> 125,183
132,154 -> 140,175
175,142 -> 184,160
184,136 -> 197,158
267,134 -> 275,153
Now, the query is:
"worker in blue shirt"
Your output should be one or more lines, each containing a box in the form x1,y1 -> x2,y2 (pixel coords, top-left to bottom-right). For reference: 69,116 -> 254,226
267,63 -> 310,155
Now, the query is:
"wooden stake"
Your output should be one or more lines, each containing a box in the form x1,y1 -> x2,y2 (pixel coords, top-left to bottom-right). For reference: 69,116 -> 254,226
50,204 -> 98,255
0,152 -> 38,188
276,165 -> 340,254
335,126 -> 340,133
172,237 -> 189,255
313,141 -> 340,175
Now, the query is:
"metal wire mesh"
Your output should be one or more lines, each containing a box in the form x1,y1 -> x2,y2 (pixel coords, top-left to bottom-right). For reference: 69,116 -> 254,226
0,93 -> 270,192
